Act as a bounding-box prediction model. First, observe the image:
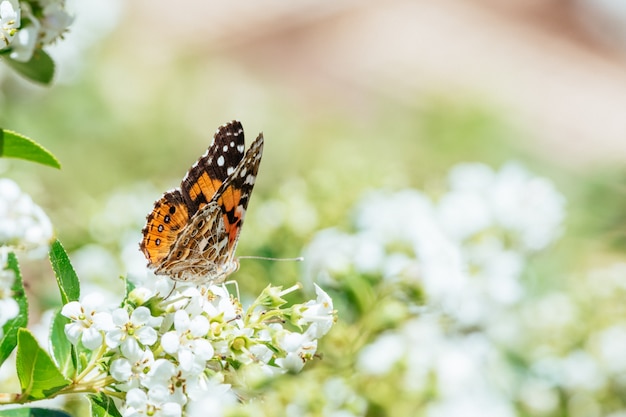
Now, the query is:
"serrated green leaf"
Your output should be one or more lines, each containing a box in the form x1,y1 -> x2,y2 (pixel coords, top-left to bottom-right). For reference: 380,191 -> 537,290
50,309 -> 76,379
0,253 -> 28,367
16,329 -> 70,400
89,393 -> 122,417
49,240 -> 80,305
0,408 -> 72,417
2,48 -> 55,85
0,129 -> 61,169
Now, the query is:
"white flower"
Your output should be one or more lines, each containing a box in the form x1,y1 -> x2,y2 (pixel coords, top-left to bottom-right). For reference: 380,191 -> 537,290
198,285 -> 238,321
61,294 -> 113,350
0,0 -> 19,48
39,1 -> 73,44
142,359 -> 187,406
124,387 -> 182,417
106,307 -> 160,361
161,310 -> 214,373
0,179 -> 53,256
185,380 -> 238,417
110,349 -> 155,390
275,330 -> 317,373
297,284 -> 335,338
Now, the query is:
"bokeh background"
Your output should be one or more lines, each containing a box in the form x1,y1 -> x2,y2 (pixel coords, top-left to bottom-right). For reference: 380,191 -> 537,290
3,1 -> 626,416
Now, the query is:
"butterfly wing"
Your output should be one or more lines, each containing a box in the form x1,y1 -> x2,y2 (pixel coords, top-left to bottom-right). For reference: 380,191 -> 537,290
212,132 -> 264,258
181,120 -> 246,214
140,190 -> 190,267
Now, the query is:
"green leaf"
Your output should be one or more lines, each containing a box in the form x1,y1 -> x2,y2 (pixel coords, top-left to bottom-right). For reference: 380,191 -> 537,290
0,253 -> 29,367
16,328 -> 70,400
49,240 -> 80,305
0,408 -> 72,417
0,129 -> 61,169
49,309 -> 76,379
89,393 -> 122,417
2,48 -> 55,85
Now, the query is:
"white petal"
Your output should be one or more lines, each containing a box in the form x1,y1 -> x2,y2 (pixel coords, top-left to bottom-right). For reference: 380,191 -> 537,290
92,312 -> 114,331
61,301 -> 82,318
110,358 -> 132,382
192,339 -> 214,362
130,306 -> 151,325
178,348 -> 194,372
126,388 -> 147,408
82,327 -> 103,350
161,402 -> 182,417
121,338 -> 142,361
161,331 -> 180,354
276,352 -> 305,372
136,326 -> 157,346
64,322 -> 81,344
112,308 -> 130,326
105,329 -> 123,348
189,315 -> 209,337
173,310 -> 190,332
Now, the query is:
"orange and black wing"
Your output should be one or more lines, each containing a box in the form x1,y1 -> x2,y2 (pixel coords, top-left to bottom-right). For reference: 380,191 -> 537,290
140,190 -> 190,267
212,132 -> 264,255
181,120 -> 246,215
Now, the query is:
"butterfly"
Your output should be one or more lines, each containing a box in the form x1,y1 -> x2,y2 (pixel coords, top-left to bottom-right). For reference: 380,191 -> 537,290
140,120 -> 263,284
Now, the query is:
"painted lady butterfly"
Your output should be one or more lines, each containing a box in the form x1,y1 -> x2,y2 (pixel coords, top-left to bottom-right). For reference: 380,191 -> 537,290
140,120 -> 263,283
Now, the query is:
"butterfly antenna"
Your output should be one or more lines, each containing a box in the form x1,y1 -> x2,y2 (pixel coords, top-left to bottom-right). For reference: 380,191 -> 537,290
238,255 -> 304,262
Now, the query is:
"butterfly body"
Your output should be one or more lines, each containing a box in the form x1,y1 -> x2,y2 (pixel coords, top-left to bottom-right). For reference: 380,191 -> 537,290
140,121 -> 263,284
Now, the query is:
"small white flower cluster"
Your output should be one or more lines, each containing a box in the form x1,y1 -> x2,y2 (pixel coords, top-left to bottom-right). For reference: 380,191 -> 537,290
302,162 -> 568,416
0,250 -> 18,339
0,0 -> 72,62
0,178 -> 53,257
61,278 -> 335,417
357,316 -> 516,417
304,162 -> 565,326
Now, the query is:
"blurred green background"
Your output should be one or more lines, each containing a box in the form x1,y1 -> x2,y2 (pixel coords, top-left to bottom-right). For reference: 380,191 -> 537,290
2,1 -> 626,415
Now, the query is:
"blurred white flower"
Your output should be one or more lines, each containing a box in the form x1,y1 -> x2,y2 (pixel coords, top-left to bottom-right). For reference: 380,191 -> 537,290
0,178 -> 53,257
304,162 -> 566,327
447,162 -> 565,251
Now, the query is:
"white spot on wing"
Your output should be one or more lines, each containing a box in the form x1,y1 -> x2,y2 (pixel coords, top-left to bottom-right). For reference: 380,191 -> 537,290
223,145 -> 228,152
246,174 -> 256,185
237,145 -> 244,152
227,167 -> 235,175
230,141 -> 235,148
240,167 -> 247,177
217,156 -> 225,166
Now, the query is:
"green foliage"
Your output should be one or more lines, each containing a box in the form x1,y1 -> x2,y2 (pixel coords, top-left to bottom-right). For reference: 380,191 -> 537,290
50,310 -> 76,379
0,253 -> 28,367
0,129 -> 61,169
16,329 -> 70,401
1,49 -> 55,85
89,393 -> 122,417
0,408 -> 72,417
49,240 -> 81,304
